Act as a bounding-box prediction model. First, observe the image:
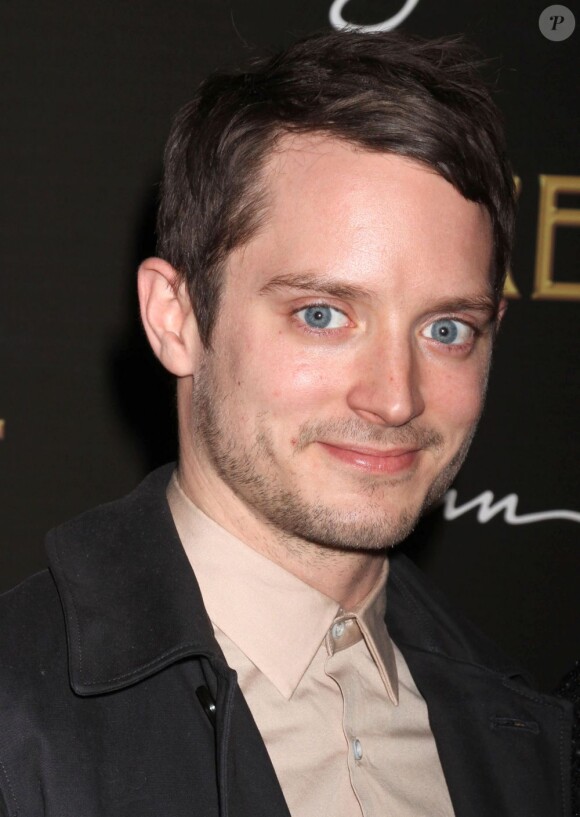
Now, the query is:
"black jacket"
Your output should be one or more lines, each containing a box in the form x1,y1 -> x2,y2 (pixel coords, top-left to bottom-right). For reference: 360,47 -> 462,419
0,465 -> 572,816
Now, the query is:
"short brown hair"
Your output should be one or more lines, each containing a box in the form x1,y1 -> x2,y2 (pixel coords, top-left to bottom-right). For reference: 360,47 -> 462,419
157,30 -> 516,346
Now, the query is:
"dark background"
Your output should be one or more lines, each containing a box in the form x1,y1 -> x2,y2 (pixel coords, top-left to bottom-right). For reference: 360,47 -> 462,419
1,0 -> 578,692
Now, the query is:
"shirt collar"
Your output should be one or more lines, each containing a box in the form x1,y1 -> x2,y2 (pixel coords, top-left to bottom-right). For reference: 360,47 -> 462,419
326,563 -> 399,703
168,472 -> 398,703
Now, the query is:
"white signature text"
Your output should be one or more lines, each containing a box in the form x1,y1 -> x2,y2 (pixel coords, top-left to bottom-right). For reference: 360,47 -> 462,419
442,489 -> 580,525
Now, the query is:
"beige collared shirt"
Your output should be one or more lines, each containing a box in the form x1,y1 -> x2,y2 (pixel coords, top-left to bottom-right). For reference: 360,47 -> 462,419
168,474 -> 454,817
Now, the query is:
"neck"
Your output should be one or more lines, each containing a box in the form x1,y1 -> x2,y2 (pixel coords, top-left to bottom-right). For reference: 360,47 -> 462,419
176,458 -> 386,610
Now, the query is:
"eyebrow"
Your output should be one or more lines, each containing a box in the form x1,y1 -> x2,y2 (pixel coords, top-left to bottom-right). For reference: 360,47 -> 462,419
259,271 -> 498,317
259,272 -> 375,300
424,296 -> 499,321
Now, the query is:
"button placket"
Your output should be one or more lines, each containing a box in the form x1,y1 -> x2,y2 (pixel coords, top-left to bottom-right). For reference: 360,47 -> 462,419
352,737 -> 363,762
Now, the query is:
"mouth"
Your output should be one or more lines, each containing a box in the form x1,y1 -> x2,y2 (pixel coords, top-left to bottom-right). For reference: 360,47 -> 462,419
317,441 -> 420,474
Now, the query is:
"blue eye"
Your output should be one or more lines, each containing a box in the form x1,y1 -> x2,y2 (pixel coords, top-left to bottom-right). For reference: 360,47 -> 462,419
297,305 -> 349,330
425,319 -> 473,345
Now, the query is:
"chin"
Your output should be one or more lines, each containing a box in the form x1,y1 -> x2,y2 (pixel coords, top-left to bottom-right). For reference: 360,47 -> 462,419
267,493 -> 422,553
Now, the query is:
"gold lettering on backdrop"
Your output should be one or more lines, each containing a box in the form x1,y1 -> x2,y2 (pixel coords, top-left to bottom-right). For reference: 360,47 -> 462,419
533,175 -> 580,301
503,176 -> 522,298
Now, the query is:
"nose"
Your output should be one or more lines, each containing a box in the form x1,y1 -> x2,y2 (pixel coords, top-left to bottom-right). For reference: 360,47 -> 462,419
346,337 -> 425,427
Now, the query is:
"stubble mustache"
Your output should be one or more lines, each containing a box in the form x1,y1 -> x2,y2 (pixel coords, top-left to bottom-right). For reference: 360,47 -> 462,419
293,418 -> 445,455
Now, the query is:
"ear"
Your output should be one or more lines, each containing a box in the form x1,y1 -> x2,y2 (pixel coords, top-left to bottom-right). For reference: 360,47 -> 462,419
496,298 -> 508,328
137,257 -> 202,376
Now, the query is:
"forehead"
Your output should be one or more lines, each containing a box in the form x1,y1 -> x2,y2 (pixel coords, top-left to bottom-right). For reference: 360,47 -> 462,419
228,134 -> 493,301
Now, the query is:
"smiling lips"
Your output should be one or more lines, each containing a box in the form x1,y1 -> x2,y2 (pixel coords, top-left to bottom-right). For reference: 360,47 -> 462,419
318,441 -> 420,474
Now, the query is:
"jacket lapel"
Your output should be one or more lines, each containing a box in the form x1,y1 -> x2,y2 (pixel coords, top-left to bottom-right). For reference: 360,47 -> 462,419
387,553 -> 573,817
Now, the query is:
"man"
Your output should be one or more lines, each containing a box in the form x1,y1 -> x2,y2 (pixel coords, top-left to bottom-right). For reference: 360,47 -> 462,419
0,30 -> 572,817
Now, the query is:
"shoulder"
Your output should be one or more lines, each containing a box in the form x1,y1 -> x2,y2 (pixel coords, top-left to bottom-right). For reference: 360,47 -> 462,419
0,465 -> 177,682
387,551 -> 532,681
0,568 -> 70,797
0,568 -> 64,653
0,569 -> 68,691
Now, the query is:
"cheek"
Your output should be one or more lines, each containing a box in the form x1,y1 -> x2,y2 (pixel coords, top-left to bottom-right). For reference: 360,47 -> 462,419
426,363 -> 488,431
228,329 -> 346,409
258,359 -> 341,408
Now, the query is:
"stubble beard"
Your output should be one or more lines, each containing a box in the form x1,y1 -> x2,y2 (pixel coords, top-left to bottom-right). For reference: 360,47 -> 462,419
190,362 -> 478,554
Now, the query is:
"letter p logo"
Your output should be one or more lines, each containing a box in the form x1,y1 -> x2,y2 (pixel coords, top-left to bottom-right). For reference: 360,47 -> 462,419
539,5 -> 576,40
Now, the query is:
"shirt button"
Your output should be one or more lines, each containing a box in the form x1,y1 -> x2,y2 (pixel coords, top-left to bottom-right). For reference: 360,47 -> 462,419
332,621 -> 346,639
353,738 -> 363,761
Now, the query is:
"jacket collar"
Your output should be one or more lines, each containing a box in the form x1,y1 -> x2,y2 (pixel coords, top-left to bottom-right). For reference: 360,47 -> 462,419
386,550 -> 532,684
46,464 -> 223,695
48,462 -> 528,696
47,465 -> 572,816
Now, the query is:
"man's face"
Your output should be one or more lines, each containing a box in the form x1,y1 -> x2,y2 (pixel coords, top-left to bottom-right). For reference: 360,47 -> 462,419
183,135 -> 497,551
